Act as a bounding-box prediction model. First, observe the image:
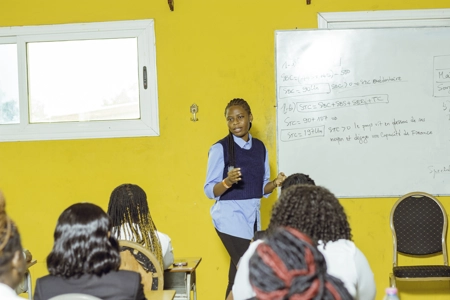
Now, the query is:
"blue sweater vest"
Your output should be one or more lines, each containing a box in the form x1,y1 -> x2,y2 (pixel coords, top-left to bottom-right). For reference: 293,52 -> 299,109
217,136 -> 266,200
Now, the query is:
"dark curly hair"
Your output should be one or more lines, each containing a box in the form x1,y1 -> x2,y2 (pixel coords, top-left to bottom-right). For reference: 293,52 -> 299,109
47,202 -> 121,278
281,173 -> 316,190
267,185 -> 352,244
224,98 -> 252,168
248,226 -> 353,300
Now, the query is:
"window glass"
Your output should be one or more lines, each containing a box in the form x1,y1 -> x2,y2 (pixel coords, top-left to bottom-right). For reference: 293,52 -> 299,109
0,44 -> 19,124
28,38 -> 140,123
0,20 -> 159,142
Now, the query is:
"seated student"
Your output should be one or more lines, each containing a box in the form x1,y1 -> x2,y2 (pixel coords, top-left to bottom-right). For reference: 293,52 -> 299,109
248,226 -> 353,300
107,183 -> 174,270
0,191 -> 27,300
34,203 -> 146,300
250,172 -> 316,242
233,185 -> 376,300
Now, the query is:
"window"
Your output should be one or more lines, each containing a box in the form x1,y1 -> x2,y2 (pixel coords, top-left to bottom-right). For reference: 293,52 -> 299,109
0,19 -> 159,142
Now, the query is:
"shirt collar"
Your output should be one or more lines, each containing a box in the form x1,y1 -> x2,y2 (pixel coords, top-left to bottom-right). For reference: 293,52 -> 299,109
232,133 -> 252,149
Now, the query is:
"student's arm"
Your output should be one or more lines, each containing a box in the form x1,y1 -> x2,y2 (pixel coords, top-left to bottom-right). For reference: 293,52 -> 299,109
156,231 -> 174,270
354,247 -> 376,300
162,239 -> 174,270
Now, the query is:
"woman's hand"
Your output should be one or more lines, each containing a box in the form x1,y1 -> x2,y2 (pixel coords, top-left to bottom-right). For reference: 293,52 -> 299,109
226,168 -> 242,185
273,172 -> 286,188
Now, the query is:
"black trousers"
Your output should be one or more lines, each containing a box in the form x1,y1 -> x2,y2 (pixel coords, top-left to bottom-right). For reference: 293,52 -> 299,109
216,224 -> 256,299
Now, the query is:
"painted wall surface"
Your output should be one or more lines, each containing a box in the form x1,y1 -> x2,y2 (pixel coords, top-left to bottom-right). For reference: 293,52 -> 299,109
1,0 -> 450,299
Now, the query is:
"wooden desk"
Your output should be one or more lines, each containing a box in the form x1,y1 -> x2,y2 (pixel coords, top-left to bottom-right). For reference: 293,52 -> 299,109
145,290 -> 176,300
164,257 -> 202,300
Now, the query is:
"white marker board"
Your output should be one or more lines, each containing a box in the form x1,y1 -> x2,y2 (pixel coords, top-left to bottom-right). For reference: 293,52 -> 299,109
275,27 -> 450,198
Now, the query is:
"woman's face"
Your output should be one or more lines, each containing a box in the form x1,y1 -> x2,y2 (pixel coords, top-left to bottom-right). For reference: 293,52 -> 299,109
226,105 -> 253,142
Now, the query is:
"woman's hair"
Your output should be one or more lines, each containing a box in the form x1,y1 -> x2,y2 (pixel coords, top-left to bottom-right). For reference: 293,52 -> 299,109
47,202 -> 121,278
249,226 -> 353,300
0,191 -> 23,278
224,98 -> 252,168
267,185 -> 352,244
107,184 -> 163,268
281,173 -> 316,190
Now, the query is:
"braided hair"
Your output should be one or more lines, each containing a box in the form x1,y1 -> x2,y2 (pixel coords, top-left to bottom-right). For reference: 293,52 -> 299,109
224,98 -> 252,168
248,226 -> 353,300
267,185 -> 352,245
107,184 -> 164,269
0,191 -> 24,281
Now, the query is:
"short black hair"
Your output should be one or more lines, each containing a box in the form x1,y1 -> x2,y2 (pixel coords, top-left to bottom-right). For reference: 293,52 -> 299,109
47,202 -> 121,278
281,173 -> 315,190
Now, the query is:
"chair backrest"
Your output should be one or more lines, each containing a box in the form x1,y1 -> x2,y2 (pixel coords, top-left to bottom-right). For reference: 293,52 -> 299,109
118,239 -> 164,291
390,191 -> 448,266
48,294 -> 102,300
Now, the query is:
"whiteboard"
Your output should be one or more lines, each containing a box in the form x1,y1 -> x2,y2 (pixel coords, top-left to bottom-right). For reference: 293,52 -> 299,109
275,28 -> 450,198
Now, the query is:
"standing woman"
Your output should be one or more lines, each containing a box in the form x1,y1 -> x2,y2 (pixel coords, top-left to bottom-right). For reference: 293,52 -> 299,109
204,98 -> 285,299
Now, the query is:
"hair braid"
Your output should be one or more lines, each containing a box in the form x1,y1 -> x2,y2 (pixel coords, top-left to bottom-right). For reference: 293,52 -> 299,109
249,226 -> 353,300
108,184 -> 164,269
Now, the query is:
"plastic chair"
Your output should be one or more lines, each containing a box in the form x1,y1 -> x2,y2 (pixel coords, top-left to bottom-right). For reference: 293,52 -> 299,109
389,191 -> 450,287
118,240 -> 164,291
48,294 -> 102,300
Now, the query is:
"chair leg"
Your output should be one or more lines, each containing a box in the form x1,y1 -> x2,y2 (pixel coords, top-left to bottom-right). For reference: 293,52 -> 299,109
389,273 -> 396,288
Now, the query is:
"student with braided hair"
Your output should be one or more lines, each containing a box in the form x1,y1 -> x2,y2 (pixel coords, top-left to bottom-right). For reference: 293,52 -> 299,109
0,190 -> 26,300
204,98 -> 286,299
107,183 -> 174,270
233,185 -> 376,300
248,226 -> 353,300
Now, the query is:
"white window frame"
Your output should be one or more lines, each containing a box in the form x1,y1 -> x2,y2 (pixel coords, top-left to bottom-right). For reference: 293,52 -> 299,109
318,8 -> 450,29
0,19 -> 159,142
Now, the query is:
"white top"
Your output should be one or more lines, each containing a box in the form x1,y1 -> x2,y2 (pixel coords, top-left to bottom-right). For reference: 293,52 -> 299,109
0,283 -> 23,300
232,239 -> 376,300
114,223 -> 174,270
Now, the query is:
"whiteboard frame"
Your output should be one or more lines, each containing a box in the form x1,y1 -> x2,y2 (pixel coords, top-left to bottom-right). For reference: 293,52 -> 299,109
318,8 -> 450,29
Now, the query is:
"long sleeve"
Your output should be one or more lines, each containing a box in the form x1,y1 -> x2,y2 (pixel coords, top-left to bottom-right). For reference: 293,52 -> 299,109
354,246 -> 376,300
204,143 -> 224,200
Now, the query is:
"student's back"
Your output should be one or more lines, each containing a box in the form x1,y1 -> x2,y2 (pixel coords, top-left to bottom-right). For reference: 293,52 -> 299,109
107,183 -> 174,270
34,202 -> 145,300
233,185 -> 376,300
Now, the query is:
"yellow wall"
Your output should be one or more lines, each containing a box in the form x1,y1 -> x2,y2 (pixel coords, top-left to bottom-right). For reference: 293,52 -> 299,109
1,0 -> 450,299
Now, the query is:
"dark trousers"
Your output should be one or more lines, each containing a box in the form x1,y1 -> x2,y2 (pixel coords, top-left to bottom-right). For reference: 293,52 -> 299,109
216,228 -> 254,300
